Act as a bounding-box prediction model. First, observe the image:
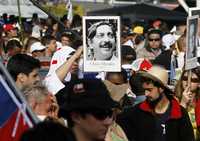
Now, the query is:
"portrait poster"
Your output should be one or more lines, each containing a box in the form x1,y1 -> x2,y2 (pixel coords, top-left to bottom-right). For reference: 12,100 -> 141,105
83,16 -> 121,72
189,8 -> 200,65
185,15 -> 198,70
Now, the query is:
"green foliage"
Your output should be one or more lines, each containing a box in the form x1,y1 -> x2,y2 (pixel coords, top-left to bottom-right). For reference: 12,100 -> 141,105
43,4 -> 84,18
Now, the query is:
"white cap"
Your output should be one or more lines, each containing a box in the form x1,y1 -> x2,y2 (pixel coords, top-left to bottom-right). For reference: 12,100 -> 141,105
30,42 -> 46,53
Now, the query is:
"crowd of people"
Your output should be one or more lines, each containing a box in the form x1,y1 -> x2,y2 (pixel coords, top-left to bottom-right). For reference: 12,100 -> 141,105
0,8 -> 200,141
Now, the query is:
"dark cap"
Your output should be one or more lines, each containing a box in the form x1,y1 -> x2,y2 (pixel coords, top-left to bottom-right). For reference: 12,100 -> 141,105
121,45 -> 136,59
59,79 -> 119,117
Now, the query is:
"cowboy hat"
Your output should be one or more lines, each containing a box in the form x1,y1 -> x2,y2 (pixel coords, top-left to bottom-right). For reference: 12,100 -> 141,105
138,65 -> 173,93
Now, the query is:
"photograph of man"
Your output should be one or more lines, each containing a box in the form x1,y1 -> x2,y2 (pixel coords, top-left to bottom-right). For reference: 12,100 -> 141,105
86,18 -> 119,61
83,16 -> 121,72
186,16 -> 198,70
187,22 -> 196,59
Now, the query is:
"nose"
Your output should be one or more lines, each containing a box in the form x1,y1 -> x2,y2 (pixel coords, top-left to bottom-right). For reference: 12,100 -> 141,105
103,35 -> 111,42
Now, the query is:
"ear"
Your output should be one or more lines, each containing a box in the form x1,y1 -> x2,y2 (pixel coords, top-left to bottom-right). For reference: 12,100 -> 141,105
70,112 -> 82,124
158,87 -> 164,93
28,98 -> 37,111
17,73 -> 27,83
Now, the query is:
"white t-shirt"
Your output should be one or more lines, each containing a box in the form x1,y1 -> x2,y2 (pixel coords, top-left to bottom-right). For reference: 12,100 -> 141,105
44,46 -> 75,95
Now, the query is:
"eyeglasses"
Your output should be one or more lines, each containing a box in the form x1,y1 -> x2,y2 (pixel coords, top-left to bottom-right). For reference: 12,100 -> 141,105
82,109 -> 114,120
148,38 -> 160,42
182,76 -> 199,83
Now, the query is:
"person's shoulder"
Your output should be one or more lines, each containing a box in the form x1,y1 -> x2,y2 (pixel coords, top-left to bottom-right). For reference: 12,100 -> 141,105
53,46 -> 75,58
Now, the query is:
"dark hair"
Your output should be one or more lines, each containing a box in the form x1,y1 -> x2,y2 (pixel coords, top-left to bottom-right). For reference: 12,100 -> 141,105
20,121 -> 75,141
61,32 -> 73,40
64,110 -> 87,128
121,45 -> 136,63
175,67 -> 200,100
6,39 -> 22,52
87,20 -> 117,41
147,29 -> 162,38
129,73 -> 144,96
41,35 -> 56,46
106,69 -> 128,84
7,54 -> 40,81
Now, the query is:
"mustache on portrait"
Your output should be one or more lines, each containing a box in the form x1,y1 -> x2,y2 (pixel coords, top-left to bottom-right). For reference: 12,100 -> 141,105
100,42 -> 112,48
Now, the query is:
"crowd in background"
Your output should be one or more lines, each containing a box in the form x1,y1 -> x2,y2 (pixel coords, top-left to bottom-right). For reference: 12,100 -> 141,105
0,9 -> 200,141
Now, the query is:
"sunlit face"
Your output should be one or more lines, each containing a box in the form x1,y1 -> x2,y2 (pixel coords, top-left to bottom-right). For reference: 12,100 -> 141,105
89,24 -> 116,60
35,94 -> 52,116
143,82 -> 162,102
61,36 -> 71,46
22,68 -> 41,88
48,39 -> 57,53
76,112 -> 113,140
8,29 -> 18,37
182,72 -> 200,93
148,33 -> 161,49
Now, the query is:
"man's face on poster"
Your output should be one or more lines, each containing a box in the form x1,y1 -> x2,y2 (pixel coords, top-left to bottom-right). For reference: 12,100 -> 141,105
89,24 -> 116,60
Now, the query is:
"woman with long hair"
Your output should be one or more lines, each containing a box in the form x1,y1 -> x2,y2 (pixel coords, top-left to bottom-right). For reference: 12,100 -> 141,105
175,67 -> 200,141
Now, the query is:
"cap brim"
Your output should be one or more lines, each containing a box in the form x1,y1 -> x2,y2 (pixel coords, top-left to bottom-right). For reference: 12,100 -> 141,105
58,100 -> 119,119
138,71 -> 174,94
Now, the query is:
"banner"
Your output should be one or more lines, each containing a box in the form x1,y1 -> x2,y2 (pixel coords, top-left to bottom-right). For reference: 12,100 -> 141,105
0,62 -> 38,141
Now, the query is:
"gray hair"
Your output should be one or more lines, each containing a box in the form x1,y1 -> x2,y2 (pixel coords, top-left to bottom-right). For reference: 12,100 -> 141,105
23,84 -> 49,104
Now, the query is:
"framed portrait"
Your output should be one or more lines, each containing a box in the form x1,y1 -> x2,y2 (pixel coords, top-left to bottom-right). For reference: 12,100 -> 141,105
185,15 -> 198,70
83,16 -> 121,72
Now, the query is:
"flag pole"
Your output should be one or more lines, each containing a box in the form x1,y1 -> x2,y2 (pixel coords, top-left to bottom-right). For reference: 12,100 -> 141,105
0,61 -> 39,124
17,0 -> 24,43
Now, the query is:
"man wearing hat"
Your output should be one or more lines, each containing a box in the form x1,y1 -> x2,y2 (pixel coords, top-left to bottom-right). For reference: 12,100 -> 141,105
86,20 -> 117,61
3,23 -> 18,39
59,79 -> 119,141
117,66 -> 194,141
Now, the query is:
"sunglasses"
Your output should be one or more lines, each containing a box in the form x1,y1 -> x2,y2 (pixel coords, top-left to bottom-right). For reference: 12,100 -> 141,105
182,76 -> 199,83
81,109 -> 114,120
148,38 -> 160,42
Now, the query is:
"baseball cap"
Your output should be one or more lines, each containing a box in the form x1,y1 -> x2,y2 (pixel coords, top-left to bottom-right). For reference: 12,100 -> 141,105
30,42 -> 46,53
3,24 -> 16,32
59,79 -> 119,118
132,26 -> 144,34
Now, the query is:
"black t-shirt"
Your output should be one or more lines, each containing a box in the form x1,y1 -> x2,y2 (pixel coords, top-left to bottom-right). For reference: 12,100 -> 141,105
155,103 -> 171,141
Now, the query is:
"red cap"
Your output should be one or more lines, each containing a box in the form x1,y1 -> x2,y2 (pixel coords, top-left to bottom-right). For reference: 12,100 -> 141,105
3,24 -> 16,32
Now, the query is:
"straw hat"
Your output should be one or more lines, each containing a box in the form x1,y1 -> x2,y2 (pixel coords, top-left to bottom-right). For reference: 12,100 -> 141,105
138,65 -> 173,93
